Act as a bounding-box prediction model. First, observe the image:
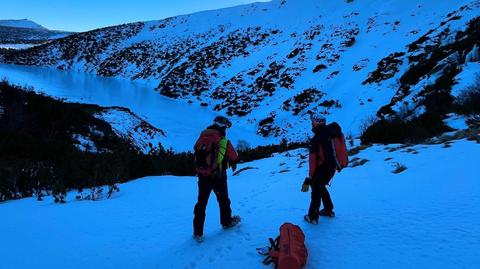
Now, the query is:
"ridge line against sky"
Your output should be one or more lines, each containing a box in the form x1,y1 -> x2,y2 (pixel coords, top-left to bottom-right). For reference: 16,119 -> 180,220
1,0 -> 271,32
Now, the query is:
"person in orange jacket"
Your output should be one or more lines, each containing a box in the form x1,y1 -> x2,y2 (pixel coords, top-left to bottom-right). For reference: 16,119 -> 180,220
193,116 -> 240,242
302,114 -> 338,224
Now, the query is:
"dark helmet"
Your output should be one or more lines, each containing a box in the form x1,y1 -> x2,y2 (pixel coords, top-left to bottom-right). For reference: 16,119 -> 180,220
213,116 -> 232,128
311,113 -> 326,127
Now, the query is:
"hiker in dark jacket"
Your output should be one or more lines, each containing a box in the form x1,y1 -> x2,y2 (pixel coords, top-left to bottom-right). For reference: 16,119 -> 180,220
302,114 -> 340,224
193,116 -> 240,243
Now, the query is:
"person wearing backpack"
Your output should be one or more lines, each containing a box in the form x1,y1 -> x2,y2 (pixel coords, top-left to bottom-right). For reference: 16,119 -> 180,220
302,114 -> 348,224
192,116 -> 241,243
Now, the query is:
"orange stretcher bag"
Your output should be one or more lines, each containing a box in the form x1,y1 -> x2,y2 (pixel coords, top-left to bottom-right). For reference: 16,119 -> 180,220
258,223 -> 308,269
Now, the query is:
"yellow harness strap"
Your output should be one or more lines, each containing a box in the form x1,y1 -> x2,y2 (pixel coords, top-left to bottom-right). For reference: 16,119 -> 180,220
217,138 -> 228,170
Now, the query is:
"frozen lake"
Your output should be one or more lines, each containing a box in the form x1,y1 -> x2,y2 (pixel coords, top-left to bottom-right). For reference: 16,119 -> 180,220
0,63 -> 269,151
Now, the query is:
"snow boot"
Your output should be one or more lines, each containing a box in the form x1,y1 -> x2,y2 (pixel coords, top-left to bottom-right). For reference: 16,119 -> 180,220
193,235 -> 204,243
223,215 -> 241,229
304,215 -> 318,225
319,209 -> 335,217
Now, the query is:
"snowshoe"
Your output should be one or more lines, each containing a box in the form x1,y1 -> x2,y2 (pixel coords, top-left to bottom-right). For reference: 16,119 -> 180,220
223,215 -> 241,229
304,215 -> 318,225
319,209 -> 335,217
193,235 -> 204,243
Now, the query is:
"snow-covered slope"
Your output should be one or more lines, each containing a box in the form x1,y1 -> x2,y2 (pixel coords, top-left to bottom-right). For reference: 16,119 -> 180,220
94,107 -> 166,153
2,0 -> 480,144
0,19 -> 47,30
1,137 -> 479,268
71,106 -> 166,154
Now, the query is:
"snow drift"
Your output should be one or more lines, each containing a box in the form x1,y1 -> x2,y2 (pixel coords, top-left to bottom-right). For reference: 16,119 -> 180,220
1,137 -> 479,268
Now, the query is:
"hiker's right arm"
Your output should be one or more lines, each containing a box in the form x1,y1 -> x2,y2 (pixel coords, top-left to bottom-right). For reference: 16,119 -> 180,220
226,140 -> 239,163
226,140 -> 239,171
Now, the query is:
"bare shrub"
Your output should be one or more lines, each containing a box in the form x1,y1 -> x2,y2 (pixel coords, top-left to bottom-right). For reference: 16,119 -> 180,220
466,114 -> 480,128
359,115 -> 378,137
349,158 -> 369,168
392,162 -> 407,174
455,74 -> 480,114
237,140 -> 251,151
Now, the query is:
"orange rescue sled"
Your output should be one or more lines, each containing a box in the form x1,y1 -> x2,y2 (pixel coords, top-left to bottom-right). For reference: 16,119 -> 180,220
258,223 -> 308,269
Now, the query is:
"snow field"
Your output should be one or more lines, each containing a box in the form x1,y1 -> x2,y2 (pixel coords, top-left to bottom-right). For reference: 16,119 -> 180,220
1,139 -> 479,268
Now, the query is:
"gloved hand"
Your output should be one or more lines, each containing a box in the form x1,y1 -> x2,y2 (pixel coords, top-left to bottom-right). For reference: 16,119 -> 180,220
301,183 -> 309,192
230,162 -> 237,172
301,177 -> 311,192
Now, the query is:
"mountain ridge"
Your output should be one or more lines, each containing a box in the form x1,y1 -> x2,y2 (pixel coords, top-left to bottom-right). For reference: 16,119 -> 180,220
0,19 -> 47,30
0,19 -> 73,50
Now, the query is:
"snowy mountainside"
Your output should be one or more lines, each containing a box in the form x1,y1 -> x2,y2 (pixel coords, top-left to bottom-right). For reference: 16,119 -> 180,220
0,82 -> 165,154
94,107 -> 166,153
71,106 -> 166,154
1,136 -> 479,268
2,0 -> 480,143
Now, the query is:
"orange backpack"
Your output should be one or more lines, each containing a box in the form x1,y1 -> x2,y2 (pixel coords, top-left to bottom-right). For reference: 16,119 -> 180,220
312,123 -> 349,171
258,223 -> 308,269
328,123 -> 349,171
193,129 -> 221,176
331,134 -> 349,171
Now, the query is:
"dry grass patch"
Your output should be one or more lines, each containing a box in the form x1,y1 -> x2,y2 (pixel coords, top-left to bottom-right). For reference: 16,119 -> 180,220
348,144 -> 372,156
349,157 -> 369,168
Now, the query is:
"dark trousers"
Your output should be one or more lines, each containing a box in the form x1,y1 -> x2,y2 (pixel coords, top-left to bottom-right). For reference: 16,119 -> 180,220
193,175 -> 232,236
308,168 -> 335,220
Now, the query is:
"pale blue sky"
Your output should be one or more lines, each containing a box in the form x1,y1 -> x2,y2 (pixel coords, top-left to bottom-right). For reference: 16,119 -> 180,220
1,0 -> 270,32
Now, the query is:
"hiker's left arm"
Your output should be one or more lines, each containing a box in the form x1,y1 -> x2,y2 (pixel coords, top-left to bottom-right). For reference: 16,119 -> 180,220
308,151 -> 317,178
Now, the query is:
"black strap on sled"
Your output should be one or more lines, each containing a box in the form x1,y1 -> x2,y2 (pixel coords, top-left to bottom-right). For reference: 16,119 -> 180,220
256,237 -> 280,266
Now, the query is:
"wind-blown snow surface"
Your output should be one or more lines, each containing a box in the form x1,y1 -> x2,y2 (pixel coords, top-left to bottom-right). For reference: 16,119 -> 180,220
2,139 -> 479,269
